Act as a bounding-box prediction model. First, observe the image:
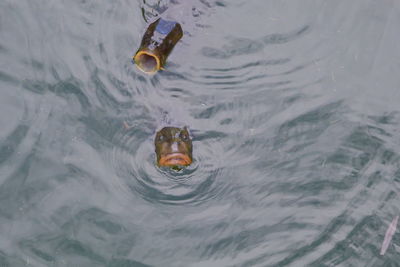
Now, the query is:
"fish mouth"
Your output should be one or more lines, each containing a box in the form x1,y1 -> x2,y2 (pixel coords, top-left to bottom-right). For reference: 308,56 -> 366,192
158,153 -> 192,167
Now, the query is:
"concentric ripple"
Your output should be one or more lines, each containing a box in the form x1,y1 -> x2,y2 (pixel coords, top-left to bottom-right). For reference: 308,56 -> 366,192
2,0 -> 400,266
110,121 -> 224,205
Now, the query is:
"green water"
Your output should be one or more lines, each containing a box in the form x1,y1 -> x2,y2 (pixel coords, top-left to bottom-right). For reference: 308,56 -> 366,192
1,0 -> 400,266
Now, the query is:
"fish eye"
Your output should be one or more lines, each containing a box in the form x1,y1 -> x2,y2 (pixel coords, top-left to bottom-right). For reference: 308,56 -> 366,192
180,132 -> 189,141
157,135 -> 164,142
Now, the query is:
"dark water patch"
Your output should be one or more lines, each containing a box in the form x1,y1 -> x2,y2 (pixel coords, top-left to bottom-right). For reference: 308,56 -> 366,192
214,1 -> 226,7
271,114 -> 400,264
23,78 -> 91,111
51,79 -> 91,110
0,250 -> 26,267
98,42 -> 108,64
263,25 -> 310,45
197,58 -> 291,72
78,112 -> 156,158
187,57 -> 312,96
201,25 -> 310,59
275,213 -> 348,266
29,246 -> 55,263
309,215 -> 381,266
130,169 -> 218,205
0,71 -> 19,85
193,73 -> 280,87
108,258 -> 152,267
159,69 -> 190,81
93,72 -> 123,110
22,80 -> 50,94
201,222 -> 308,259
201,38 -> 263,59
0,151 -> 34,219
79,115 -> 125,147
0,44 -> 6,53
275,122 -> 392,198
274,101 -> 343,150
18,207 -> 140,266
62,208 -> 128,237
106,73 -> 133,98
345,126 -> 386,153
214,80 -> 292,92
193,103 -> 233,120
192,130 -> 228,141
366,171 -> 384,188
55,238 -> 105,264
369,112 -> 400,125
92,73 -> 138,111
0,251 -> 8,267
164,86 -> 194,98
21,58 -> 45,71
0,125 -> 28,165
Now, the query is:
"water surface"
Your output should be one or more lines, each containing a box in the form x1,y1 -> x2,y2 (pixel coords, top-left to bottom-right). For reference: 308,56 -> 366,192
1,0 -> 400,266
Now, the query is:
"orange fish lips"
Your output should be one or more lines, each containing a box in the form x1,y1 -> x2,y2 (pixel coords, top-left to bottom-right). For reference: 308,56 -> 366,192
158,153 -> 192,167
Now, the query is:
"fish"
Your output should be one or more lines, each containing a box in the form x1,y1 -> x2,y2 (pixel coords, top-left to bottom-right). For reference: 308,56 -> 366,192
155,126 -> 193,168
